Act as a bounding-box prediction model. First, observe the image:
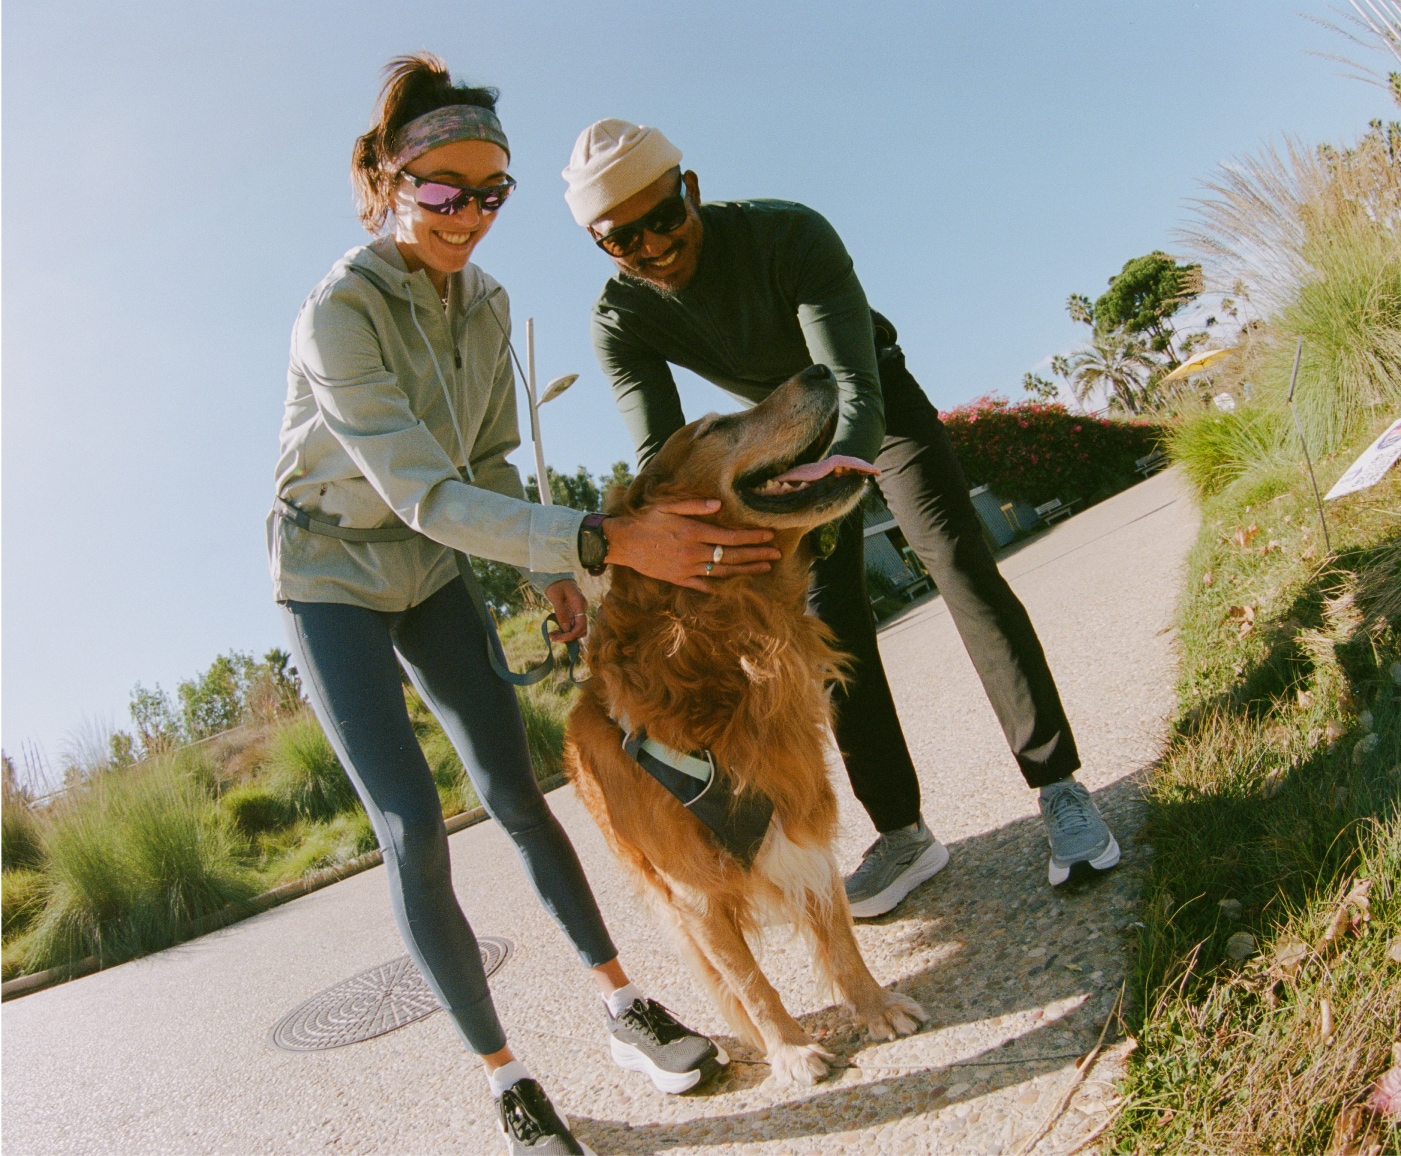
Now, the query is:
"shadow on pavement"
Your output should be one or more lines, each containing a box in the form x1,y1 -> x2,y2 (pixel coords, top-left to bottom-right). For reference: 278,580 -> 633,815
569,776 -> 1145,1154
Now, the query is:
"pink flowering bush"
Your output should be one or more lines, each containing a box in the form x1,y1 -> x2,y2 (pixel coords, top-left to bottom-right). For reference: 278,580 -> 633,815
941,395 -> 1163,506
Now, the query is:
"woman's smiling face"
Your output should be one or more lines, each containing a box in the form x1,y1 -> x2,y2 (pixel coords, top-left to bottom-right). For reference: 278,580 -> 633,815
392,138 -> 510,282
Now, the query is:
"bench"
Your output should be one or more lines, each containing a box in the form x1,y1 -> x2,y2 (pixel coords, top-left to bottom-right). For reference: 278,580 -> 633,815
1034,497 -> 1081,525
1135,449 -> 1168,478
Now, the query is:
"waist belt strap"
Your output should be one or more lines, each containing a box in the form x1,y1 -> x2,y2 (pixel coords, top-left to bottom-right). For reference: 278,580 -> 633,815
274,496 -> 580,687
274,497 -> 420,542
619,725 -> 773,868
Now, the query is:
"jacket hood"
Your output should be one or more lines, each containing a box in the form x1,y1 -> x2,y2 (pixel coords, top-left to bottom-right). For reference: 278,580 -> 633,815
344,234 -> 500,314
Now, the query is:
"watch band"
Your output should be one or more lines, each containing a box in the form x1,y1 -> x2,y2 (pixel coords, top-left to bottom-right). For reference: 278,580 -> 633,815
579,512 -> 610,576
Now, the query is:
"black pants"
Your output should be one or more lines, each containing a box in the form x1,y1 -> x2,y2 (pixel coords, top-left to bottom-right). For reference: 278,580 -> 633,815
810,342 -> 1080,832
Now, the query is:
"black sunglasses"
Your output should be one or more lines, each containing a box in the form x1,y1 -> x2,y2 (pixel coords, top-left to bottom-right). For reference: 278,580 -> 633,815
592,190 -> 689,258
403,172 -> 517,216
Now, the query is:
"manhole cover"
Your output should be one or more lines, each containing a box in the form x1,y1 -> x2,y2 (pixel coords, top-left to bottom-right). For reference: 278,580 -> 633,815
270,937 -> 513,1051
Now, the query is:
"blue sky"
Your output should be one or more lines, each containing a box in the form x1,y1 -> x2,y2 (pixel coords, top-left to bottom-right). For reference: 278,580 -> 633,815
2,0 -> 1391,776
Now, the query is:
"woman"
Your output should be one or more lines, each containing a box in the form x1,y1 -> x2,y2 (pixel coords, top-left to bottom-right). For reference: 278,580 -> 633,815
268,55 -> 781,1155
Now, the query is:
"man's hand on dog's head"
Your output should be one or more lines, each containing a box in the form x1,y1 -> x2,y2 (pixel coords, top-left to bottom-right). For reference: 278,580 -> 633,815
604,498 -> 783,593
545,579 -> 590,642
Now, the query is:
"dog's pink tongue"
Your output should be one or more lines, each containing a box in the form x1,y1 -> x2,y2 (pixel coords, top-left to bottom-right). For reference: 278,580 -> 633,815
769,455 -> 880,484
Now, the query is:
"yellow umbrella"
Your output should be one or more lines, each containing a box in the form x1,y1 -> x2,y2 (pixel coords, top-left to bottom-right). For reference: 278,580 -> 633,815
1160,346 -> 1233,383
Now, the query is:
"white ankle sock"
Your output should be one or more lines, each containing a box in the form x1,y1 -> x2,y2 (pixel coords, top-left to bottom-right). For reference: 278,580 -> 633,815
604,982 -> 643,1018
487,1059 -> 531,1099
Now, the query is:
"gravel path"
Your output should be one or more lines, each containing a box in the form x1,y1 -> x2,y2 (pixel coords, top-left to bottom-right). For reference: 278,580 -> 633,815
1,469 -> 1197,1156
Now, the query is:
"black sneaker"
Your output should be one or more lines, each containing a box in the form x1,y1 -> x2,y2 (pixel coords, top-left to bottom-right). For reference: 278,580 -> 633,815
496,1078 -> 592,1155
606,997 -> 729,1093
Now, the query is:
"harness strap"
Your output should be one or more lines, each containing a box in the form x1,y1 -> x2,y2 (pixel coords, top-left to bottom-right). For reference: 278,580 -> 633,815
614,715 -> 773,868
275,496 -> 582,686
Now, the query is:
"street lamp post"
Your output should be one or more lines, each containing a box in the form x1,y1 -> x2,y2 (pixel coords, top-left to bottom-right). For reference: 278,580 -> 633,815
522,317 -> 578,505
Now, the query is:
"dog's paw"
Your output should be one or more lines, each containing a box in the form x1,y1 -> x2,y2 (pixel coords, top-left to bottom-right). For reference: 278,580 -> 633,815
858,992 -> 928,1041
765,1041 -> 836,1086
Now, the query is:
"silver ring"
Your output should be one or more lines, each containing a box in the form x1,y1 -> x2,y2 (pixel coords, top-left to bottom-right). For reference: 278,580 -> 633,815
713,545 -> 724,564
705,561 -> 715,575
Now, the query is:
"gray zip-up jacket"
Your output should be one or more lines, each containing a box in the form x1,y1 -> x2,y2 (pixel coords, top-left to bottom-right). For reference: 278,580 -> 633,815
268,235 -> 583,610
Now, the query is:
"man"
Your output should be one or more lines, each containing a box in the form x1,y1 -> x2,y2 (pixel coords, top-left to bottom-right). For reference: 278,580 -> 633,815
562,120 -> 1120,913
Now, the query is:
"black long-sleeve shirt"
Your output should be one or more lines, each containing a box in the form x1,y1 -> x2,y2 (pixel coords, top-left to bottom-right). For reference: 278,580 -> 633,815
590,199 -> 884,471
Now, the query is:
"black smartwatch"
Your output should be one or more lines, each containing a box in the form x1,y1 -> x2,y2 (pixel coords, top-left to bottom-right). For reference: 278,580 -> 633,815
577,513 -> 611,576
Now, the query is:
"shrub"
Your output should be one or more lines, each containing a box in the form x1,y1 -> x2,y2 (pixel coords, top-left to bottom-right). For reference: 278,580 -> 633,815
1180,126 -> 1401,460
220,783 -> 293,836
517,687 -> 569,780
25,763 -> 254,969
940,396 -> 1163,506
1167,406 -> 1287,497
2,794 -> 45,871
263,712 -> 359,822
2,868 -> 46,939
263,811 -> 378,883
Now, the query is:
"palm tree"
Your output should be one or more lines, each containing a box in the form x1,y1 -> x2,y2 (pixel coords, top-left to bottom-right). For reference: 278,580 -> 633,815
1067,336 -> 1158,414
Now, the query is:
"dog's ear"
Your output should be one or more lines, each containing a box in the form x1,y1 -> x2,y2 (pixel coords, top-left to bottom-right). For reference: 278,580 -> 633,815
623,423 -> 710,513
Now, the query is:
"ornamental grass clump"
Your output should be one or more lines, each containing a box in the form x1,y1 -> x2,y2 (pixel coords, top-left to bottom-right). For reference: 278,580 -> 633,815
1179,125 -> 1401,464
1166,407 -> 1288,498
23,760 -> 255,972
262,711 -> 358,822
2,790 -> 45,872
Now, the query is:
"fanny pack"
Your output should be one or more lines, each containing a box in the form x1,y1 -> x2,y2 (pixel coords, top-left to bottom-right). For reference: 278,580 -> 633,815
274,497 -> 579,687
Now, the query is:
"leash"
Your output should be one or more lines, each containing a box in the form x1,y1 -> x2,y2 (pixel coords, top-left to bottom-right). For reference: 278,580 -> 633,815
274,497 -> 585,687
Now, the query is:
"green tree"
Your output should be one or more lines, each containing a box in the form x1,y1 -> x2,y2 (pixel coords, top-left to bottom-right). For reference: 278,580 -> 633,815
1088,251 -> 1203,366
1066,335 -> 1158,414
470,557 -> 531,618
178,653 -> 252,740
1022,373 -> 1059,402
604,460 -> 634,496
130,683 -> 180,754
527,465 -> 603,512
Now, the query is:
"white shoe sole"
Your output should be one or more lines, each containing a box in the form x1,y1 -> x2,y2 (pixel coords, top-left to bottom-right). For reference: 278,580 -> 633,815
609,1035 -> 729,1094
1048,835 -> 1121,886
847,838 -> 950,918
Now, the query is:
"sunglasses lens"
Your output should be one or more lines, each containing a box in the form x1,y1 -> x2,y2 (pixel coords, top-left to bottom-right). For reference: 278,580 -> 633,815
598,226 -> 642,258
648,195 -> 688,233
597,194 -> 687,257
415,181 -> 468,214
477,183 -> 514,213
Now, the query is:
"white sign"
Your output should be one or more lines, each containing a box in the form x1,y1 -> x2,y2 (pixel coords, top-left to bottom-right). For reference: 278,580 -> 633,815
1325,417 -> 1401,500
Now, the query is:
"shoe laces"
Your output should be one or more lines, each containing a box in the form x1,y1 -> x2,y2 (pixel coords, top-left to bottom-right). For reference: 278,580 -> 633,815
1044,784 -> 1093,838
620,998 -> 691,1046
499,1084 -> 547,1143
851,826 -> 920,883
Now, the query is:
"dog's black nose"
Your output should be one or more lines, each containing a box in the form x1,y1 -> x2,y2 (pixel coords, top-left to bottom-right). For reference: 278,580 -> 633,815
801,364 -> 834,383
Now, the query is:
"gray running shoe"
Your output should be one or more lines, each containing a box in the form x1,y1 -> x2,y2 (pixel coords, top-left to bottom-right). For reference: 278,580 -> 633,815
496,1078 -> 593,1155
607,997 -> 729,1093
844,818 -> 950,918
1039,779 -> 1120,886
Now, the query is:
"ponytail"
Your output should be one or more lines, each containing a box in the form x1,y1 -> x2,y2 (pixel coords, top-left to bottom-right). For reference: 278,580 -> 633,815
351,53 -> 499,233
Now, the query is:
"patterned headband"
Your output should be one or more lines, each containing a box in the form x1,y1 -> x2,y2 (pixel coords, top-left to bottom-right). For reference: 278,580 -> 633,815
389,104 -> 510,171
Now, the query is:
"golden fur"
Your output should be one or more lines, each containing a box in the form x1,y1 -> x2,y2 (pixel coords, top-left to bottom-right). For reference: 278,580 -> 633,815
565,371 -> 925,1085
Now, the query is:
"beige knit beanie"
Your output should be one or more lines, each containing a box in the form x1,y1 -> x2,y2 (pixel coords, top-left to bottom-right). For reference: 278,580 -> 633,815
562,119 -> 683,227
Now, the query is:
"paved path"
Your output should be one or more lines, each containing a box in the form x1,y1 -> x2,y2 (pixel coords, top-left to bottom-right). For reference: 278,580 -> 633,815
2,470 -> 1197,1156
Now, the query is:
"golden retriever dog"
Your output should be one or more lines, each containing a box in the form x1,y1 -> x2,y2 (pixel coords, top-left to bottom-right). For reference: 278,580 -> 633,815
565,364 -> 926,1086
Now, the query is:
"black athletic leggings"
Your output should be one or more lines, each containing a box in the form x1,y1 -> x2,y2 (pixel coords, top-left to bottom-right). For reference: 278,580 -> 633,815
281,578 -> 617,1055
810,338 -> 1080,832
